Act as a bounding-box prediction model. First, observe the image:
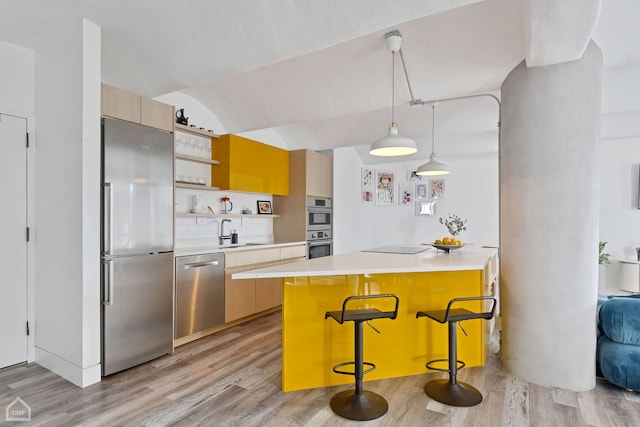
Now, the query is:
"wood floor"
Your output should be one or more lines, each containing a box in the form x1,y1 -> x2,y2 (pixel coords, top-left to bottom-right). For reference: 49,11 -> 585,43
1,310 -> 639,427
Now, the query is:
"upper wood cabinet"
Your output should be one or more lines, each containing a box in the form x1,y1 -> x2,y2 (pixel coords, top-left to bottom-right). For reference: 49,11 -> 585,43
273,149 -> 332,242
212,134 -> 289,196
140,96 -> 174,132
305,149 -> 333,198
101,83 -> 174,133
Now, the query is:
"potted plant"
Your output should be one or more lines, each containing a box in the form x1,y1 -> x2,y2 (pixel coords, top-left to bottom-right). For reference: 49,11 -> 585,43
439,214 -> 467,237
435,214 -> 467,247
598,241 -> 612,293
599,241 -> 611,265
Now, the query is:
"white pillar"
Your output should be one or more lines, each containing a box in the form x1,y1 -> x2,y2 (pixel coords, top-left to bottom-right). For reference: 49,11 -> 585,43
34,18 -> 102,387
500,40 -> 602,391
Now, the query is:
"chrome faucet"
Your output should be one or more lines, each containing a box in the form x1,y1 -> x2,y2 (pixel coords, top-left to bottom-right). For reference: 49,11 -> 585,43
219,219 -> 232,245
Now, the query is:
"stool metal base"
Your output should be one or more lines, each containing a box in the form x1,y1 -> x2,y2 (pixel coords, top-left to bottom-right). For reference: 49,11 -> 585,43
329,389 -> 389,421
424,379 -> 483,407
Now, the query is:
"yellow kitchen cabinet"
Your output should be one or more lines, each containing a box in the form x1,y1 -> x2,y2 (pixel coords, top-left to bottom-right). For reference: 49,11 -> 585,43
101,83 -> 174,133
212,134 -> 289,196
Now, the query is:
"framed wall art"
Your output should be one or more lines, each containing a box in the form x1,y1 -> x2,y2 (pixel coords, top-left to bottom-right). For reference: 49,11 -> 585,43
257,200 -> 272,214
375,170 -> 395,205
398,182 -> 413,205
361,167 -> 374,203
428,178 -> 445,199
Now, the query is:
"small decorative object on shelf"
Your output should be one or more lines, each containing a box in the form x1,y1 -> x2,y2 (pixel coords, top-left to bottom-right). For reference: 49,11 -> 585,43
439,213 -> 467,237
175,108 -> 188,125
257,200 -> 272,214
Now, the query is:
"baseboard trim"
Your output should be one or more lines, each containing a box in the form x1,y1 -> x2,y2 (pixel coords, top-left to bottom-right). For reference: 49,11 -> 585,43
35,347 -> 101,388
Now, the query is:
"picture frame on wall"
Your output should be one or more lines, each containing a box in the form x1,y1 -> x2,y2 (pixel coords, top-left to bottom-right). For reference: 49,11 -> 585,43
257,200 -> 272,214
415,183 -> 427,199
398,182 -> 413,205
375,170 -> 395,205
361,167 -> 374,203
416,200 -> 437,216
428,179 -> 445,200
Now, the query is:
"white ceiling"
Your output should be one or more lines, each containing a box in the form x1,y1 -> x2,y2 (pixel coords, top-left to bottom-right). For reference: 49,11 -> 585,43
1,0 -> 639,163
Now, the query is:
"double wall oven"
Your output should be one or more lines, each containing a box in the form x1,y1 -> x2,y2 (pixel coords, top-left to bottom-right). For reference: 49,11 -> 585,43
307,197 -> 332,259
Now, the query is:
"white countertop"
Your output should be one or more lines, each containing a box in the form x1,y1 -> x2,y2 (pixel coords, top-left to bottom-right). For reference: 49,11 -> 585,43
174,241 -> 306,257
233,245 -> 498,278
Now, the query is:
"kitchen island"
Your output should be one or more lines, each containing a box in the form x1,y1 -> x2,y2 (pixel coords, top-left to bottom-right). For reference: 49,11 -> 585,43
234,246 -> 498,392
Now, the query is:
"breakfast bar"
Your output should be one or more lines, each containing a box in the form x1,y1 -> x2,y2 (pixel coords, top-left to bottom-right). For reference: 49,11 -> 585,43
233,246 -> 498,391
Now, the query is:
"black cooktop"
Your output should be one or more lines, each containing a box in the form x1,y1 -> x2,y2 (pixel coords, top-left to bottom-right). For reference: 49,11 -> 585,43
362,246 -> 428,255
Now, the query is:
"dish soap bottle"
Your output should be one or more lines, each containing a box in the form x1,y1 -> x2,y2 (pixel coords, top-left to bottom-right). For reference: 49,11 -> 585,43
231,229 -> 238,244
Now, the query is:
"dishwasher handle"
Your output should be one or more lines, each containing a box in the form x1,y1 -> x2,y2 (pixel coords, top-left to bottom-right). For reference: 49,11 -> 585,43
183,260 -> 221,269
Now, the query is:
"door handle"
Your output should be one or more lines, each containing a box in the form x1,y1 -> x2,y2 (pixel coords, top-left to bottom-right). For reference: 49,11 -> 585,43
183,260 -> 220,269
103,183 -> 112,255
103,259 -> 114,306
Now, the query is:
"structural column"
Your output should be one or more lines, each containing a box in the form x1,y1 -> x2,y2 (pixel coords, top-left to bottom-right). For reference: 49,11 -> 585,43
500,41 -> 602,391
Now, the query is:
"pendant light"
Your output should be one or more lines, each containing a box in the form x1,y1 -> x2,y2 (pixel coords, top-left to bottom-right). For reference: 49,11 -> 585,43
369,32 -> 417,157
416,104 -> 450,176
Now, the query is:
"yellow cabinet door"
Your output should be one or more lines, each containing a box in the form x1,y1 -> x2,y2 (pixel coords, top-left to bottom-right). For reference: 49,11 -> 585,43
213,134 -> 289,195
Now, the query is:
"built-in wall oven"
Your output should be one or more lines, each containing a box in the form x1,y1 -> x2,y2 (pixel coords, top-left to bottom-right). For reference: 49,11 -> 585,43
307,229 -> 332,259
307,197 -> 332,259
307,197 -> 332,230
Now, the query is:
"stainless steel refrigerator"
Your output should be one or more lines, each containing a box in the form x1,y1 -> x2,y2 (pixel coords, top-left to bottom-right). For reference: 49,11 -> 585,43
101,118 -> 174,376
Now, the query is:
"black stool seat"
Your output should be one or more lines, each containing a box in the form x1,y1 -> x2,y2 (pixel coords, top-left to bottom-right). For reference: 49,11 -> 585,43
417,307 -> 495,324
325,307 -> 398,324
416,296 -> 496,407
324,294 -> 399,421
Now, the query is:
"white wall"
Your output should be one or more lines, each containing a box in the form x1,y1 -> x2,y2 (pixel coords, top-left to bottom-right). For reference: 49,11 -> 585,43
600,137 -> 640,260
0,41 -> 35,114
598,136 -> 640,294
333,146 -> 499,254
33,18 -> 101,387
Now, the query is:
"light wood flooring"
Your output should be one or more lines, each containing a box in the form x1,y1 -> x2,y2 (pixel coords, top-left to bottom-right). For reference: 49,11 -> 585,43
1,310 -> 639,427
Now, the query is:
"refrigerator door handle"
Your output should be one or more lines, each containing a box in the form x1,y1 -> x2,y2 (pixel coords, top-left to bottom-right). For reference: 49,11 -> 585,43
103,182 -> 113,255
103,259 -> 114,305
183,260 -> 220,269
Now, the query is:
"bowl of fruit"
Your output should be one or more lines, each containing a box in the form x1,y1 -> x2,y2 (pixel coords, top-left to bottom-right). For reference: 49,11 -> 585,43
430,237 -> 464,253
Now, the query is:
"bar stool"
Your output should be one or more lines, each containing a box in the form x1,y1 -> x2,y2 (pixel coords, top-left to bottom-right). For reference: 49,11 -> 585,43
416,296 -> 496,407
324,294 -> 400,421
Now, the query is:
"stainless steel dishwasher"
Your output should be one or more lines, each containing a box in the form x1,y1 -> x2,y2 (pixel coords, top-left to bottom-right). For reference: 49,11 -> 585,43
175,253 -> 225,339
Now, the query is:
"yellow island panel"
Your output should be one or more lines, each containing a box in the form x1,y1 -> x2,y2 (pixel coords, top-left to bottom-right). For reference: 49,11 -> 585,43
282,270 -> 488,391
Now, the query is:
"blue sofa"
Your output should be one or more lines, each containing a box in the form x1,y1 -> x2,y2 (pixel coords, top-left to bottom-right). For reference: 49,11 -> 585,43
597,295 -> 640,391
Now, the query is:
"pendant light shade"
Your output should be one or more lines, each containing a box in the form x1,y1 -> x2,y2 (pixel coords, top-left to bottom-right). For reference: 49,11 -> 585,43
416,153 -> 450,175
370,122 -> 418,156
369,32 -> 417,157
416,104 -> 450,176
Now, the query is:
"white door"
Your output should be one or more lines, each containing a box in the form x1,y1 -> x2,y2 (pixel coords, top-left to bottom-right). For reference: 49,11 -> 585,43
0,113 -> 28,368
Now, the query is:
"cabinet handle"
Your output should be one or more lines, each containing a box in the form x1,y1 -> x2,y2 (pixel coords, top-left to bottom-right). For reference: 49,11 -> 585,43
183,260 -> 220,269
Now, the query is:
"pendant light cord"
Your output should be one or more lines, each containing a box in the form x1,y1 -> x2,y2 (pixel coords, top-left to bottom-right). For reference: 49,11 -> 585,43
391,51 -> 396,125
431,104 -> 436,155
